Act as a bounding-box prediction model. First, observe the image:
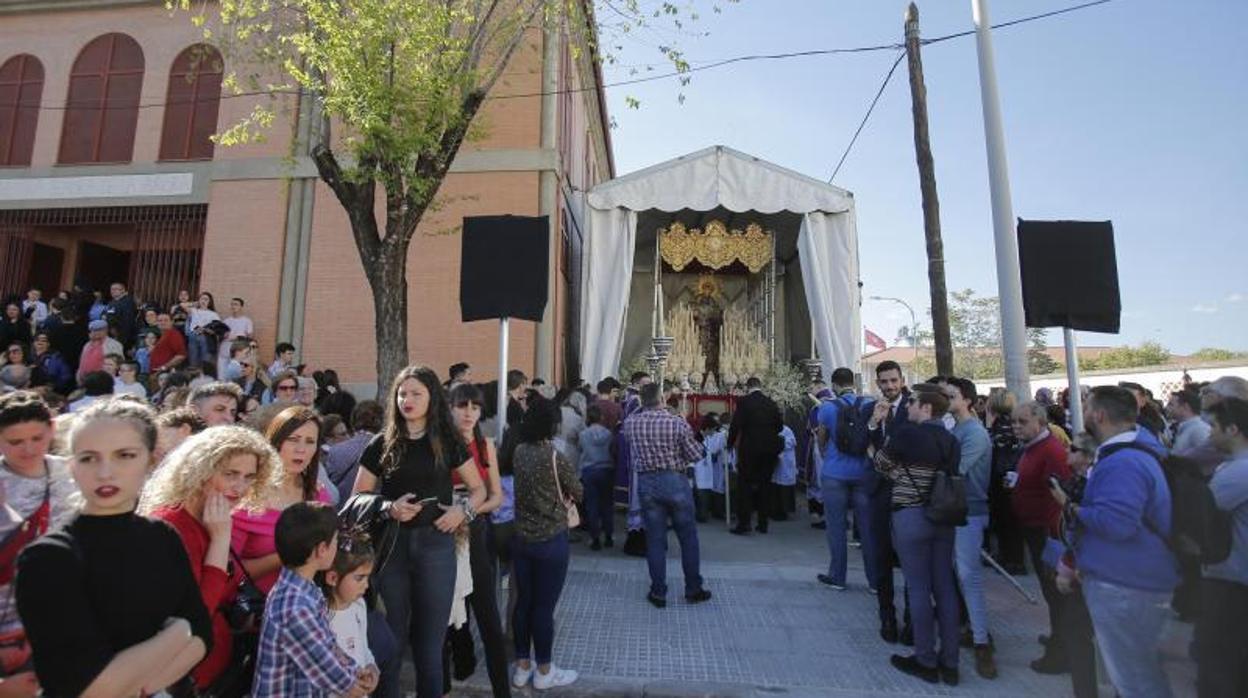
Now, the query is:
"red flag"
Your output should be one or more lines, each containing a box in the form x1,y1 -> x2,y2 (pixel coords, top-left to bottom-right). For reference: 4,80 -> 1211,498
865,329 -> 887,350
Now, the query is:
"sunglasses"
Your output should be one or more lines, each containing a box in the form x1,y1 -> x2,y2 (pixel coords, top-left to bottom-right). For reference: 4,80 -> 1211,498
276,384 -> 297,392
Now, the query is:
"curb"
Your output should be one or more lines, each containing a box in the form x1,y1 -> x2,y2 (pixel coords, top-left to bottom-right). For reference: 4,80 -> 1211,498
451,678 -> 838,697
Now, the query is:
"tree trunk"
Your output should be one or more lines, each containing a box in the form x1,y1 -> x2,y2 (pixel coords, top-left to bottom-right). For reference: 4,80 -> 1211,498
367,236 -> 411,399
904,3 -> 954,376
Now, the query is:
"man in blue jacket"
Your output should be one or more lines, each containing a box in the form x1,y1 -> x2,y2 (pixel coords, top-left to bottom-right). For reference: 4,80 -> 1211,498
1068,385 -> 1178,698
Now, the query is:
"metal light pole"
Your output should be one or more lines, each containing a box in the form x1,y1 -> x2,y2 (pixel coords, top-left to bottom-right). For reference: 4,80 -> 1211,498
869,295 -> 919,368
971,0 -> 1030,398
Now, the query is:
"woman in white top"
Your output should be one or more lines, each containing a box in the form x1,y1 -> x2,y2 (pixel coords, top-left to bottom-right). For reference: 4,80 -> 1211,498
182,292 -> 221,372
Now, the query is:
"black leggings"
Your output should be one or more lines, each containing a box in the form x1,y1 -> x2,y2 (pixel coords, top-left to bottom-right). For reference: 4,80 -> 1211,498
440,518 -> 511,697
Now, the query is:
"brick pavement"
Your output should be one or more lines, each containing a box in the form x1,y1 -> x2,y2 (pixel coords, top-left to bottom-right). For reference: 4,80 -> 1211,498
421,512 -> 1198,697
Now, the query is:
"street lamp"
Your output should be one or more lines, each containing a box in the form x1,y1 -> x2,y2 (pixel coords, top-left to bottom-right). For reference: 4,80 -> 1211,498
869,295 -> 919,367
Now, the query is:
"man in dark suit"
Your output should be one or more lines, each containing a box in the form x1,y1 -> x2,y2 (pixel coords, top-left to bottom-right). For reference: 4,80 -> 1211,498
728,377 -> 784,535
105,281 -> 138,352
867,360 -> 913,644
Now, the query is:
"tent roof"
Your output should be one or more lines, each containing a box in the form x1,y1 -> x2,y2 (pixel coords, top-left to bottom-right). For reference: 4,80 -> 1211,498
587,145 -> 854,215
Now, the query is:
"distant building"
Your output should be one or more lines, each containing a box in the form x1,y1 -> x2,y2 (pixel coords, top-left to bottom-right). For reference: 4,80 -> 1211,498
0,0 -> 612,390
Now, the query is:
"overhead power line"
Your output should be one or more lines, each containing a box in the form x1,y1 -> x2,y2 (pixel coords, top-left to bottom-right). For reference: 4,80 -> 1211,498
828,51 -> 905,185
0,0 -> 1116,112
824,0 -> 1115,182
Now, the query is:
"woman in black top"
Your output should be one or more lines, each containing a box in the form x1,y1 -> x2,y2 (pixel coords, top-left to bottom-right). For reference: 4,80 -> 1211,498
15,397 -> 212,697
352,365 -> 485,698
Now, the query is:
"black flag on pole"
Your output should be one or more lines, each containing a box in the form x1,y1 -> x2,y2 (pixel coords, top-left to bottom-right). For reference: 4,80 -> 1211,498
460,215 -> 549,322
1016,219 -> 1121,333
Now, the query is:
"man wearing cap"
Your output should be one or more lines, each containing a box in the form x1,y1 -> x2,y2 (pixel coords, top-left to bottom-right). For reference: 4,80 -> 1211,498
76,319 -> 124,384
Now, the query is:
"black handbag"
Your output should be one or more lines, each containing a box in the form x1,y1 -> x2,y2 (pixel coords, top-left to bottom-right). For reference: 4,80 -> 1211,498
924,469 -> 968,527
205,552 -> 265,698
900,435 -> 968,527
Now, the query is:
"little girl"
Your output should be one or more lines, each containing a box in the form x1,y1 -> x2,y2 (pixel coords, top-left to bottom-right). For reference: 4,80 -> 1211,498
321,533 -> 380,697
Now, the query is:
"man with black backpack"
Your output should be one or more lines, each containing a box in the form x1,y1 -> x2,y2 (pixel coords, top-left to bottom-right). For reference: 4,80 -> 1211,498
1066,386 -> 1179,698
815,367 -> 877,591
1197,397 -> 1248,698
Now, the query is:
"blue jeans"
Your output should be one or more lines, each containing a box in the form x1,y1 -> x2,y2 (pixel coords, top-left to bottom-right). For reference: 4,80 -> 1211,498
187,330 -> 211,368
1083,576 -> 1173,698
892,507 -> 959,669
377,526 -> 456,698
367,609 -> 401,698
954,514 -> 991,645
512,530 -> 570,665
638,469 -> 705,598
821,476 -> 878,587
581,466 -> 615,540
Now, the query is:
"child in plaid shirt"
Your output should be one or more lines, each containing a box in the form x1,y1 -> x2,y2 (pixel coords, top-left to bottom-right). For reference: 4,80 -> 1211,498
252,502 -> 375,697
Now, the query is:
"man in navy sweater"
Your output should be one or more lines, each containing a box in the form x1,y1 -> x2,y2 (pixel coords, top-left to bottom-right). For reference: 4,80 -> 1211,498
1064,386 -> 1178,698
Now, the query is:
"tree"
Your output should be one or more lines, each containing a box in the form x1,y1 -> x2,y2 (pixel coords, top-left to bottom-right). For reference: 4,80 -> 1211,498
1190,347 -> 1247,362
1079,342 -> 1171,371
171,0 -> 729,395
909,289 -> 1061,379
1027,328 -> 1061,375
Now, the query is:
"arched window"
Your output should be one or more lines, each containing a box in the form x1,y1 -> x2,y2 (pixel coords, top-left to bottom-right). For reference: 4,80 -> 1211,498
159,44 -> 223,161
59,33 -> 144,164
0,54 -> 44,167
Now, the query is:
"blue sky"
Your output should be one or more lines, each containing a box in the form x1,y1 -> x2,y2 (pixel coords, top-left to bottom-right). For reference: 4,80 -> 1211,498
599,0 -> 1248,354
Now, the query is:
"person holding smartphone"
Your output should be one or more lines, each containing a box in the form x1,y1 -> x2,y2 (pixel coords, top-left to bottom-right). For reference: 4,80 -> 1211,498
352,366 -> 485,698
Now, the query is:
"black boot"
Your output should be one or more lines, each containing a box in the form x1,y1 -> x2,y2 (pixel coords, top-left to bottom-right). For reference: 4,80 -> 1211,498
879,617 -> 899,644
889,655 -> 938,684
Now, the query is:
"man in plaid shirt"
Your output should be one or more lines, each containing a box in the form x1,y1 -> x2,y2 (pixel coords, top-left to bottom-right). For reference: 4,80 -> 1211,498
252,502 -> 373,697
622,383 -> 713,608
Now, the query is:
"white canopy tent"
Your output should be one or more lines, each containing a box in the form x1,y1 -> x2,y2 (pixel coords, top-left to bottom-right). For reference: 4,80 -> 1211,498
581,145 -> 862,382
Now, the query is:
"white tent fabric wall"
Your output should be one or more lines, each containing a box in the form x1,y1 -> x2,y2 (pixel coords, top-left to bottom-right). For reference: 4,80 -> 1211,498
798,210 -> 862,381
581,145 -> 862,382
581,206 -> 638,383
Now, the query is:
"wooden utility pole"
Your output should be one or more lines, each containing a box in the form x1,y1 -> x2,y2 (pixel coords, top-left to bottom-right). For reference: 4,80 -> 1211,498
904,2 -> 953,376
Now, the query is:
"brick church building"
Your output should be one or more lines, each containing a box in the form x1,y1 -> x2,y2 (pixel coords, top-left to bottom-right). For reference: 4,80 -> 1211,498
0,0 -> 613,391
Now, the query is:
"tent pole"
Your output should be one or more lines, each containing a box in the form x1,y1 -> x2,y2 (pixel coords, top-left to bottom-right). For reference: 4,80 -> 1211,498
770,232 -> 777,361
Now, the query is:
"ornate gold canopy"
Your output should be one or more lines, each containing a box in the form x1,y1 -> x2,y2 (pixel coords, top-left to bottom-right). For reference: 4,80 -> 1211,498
659,220 -> 773,273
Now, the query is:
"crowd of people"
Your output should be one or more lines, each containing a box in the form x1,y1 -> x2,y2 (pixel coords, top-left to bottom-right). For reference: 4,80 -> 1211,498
807,360 -> 1248,697
0,281 -> 1245,698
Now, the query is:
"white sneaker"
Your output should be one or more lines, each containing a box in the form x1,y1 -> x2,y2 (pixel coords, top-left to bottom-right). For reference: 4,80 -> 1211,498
533,665 -> 578,690
512,663 -> 534,688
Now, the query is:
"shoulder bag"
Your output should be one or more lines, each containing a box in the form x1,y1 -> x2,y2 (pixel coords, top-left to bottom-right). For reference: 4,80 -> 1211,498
551,448 -> 580,529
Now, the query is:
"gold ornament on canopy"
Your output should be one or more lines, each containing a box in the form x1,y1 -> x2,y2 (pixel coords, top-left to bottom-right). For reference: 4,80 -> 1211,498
659,220 -> 773,273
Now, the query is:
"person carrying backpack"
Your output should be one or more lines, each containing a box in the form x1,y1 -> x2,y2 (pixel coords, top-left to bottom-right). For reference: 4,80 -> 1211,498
1060,386 -> 1179,698
815,367 -> 877,591
1196,397 -> 1248,698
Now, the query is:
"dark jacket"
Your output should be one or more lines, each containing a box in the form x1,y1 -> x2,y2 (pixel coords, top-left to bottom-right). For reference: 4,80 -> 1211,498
728,390 -> 784,481
49,320 -> 89,372
106,294 -> 138,348
338,493 -> 398,607
869,390 -> 912,451
875,419 -> 961,509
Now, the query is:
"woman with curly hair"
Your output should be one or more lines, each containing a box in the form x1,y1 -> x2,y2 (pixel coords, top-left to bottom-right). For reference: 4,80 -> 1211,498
232,405 -> 333,594
139,425 -> 283,693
